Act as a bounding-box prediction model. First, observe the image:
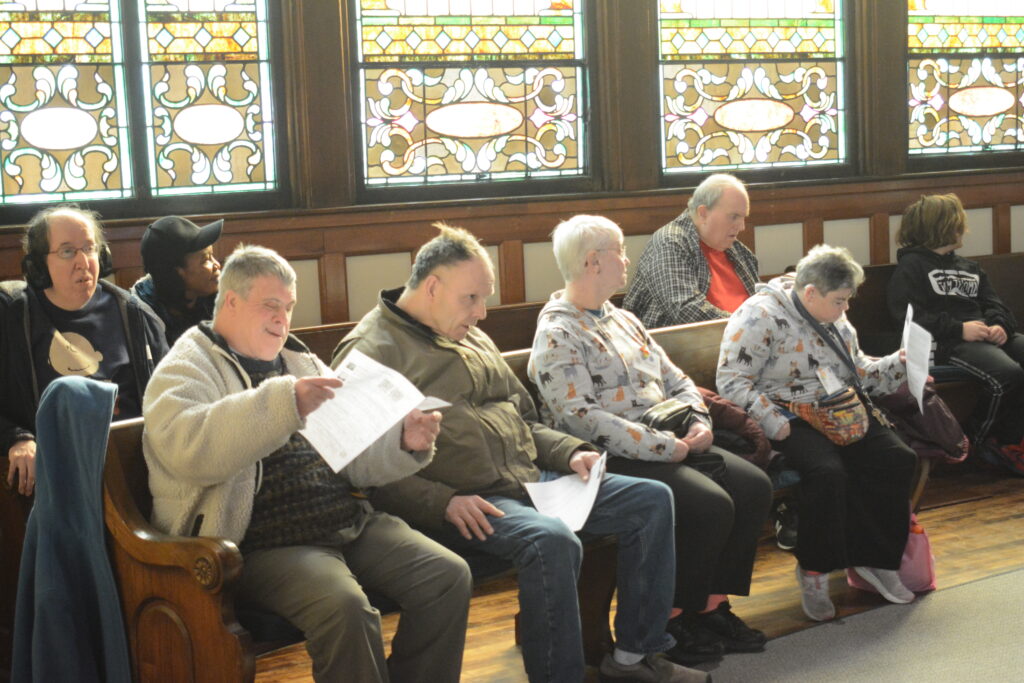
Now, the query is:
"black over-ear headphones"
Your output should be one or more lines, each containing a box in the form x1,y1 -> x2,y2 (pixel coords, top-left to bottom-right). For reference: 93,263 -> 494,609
22,243 -> 114,290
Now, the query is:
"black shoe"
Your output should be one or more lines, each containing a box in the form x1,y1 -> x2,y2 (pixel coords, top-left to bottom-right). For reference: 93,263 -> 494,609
773,499 -> 798,551
664,613 -> 725,665
693,603 -> 766,653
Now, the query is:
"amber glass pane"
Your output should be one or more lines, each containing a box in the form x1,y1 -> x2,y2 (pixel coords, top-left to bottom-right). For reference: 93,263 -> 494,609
355,0 -> 586,186
907,2 -> 1023,155
0,1 -> 132,204
141,0 -> 276,195
664,60 -> 842,170
658,0 -> 846,174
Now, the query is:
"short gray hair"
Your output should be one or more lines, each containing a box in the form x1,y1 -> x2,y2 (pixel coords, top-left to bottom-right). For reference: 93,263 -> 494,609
794,244 -> 864,295
407,222 -> 491,289
686,173 -> 747,220
551,214 -> 622,282
214,244 -> 296,315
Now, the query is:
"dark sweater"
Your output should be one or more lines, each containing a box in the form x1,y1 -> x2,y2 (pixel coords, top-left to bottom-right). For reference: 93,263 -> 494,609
0,279 -> 168,455
887,246 -> 1016,359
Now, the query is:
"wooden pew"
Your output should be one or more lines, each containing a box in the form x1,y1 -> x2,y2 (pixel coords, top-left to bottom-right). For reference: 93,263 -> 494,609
293,295 -> 625,363
104,418 -> 254,683
0,458 -> 32,681
101,417 -> 617,681
292,302 -> 550,363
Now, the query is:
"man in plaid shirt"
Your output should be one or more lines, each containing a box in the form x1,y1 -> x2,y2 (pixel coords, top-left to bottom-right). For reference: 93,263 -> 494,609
624,174 -> 759,328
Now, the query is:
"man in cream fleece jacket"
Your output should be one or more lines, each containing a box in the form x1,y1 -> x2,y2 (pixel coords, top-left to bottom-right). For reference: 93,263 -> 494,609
143,245 -> 471,683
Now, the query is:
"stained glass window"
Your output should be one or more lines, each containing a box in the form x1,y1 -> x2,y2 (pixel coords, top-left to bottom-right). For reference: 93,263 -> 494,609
142,0 -> 276,195
0,0 -> 276,207
354,0 -> 587,187
0,1 -> 132,204
908,1 -> 1024,155
658,0 -> 846,174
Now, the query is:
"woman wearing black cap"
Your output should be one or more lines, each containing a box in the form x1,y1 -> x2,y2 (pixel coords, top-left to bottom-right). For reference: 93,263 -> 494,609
132,215 -> 224,345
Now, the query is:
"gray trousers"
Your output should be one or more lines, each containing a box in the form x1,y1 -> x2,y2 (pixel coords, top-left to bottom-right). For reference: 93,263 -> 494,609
239,511 -> 472,683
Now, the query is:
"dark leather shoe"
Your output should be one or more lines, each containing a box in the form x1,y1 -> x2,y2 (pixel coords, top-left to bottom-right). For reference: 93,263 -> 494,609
694,603 -> 766,653
664,613 -> 725,665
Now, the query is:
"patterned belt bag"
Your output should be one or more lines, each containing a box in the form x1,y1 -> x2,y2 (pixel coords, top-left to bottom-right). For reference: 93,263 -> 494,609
788,387 -> 870,446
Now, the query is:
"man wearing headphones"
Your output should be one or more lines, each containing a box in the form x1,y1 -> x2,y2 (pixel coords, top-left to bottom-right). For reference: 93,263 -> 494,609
1,205 -> 168,497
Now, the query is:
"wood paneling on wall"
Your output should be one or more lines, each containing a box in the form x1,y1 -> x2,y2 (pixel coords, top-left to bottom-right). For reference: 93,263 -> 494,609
2,171 -> 1022,323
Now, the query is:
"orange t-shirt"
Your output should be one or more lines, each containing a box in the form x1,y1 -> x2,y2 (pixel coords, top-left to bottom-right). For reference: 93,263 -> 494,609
700,241 -> 749,313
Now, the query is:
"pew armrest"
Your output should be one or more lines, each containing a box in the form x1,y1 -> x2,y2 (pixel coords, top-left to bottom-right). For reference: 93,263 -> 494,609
104,420 -> 255,683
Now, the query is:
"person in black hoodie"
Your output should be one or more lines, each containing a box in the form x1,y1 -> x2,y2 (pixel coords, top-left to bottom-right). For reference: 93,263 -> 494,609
887,193 -> 1024,470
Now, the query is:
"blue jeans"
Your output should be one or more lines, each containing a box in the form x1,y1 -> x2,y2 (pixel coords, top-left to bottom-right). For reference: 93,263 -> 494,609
437,472 -> 676,683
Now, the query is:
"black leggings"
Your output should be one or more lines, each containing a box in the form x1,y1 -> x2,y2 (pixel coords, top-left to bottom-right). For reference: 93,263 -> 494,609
607,447 -> 772,612
780,417 -> 917,573
948,333 -> 1024,444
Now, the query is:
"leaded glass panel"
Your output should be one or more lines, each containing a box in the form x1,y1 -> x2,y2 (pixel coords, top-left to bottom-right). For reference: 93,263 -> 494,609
659,0 -> 846,174
141,0 -> 276,195
355,0 -> 586,187
0,1 -> 132,204
908,1 -> 1023,155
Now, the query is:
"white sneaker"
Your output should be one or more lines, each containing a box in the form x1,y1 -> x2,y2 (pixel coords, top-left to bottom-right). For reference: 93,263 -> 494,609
795,565 -> 835,621
853,566 -> 915,604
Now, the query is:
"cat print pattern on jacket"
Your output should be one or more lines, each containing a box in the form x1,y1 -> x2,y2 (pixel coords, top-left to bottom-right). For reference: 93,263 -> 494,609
717,275 -> 906,440
529,292 -> 710,462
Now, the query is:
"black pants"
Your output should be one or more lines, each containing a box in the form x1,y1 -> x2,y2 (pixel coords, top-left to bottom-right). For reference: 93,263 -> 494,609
781,417 -> 917,574
607,446 -> 772,612
948,333 -> 1024,444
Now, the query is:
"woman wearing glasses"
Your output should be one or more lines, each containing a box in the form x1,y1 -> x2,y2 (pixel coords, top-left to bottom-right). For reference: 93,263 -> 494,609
1,205 -> 168,497
529,215 -> 772,666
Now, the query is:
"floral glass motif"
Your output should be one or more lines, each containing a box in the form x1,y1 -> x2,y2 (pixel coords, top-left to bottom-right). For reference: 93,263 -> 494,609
0,1 -> 132,204
908,0 -> 1024,155
356,0 -> 585,186
141,0 -> 276,195
659,0 -> 846,173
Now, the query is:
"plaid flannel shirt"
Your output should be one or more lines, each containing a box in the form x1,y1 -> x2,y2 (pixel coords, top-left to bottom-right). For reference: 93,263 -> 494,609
623,212 -> 760,328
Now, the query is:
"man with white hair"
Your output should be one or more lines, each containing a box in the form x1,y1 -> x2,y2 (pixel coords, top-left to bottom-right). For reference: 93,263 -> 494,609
143,244 -> 471,683
624,173 -> 759,328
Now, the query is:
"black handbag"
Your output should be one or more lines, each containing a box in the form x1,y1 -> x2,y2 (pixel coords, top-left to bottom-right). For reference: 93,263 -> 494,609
638,399 -> 695,433
640,400 -> 730,490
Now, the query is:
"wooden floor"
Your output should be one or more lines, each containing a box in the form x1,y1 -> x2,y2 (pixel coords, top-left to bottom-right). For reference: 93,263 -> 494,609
255,460 -> 1024,682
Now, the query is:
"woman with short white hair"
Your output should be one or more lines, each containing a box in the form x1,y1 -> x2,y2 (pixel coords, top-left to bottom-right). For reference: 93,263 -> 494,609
530,214 -> 772,665
718,244 -> 918,622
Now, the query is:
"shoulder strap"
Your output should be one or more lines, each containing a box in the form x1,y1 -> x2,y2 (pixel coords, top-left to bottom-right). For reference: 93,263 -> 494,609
790,290 -> 863,391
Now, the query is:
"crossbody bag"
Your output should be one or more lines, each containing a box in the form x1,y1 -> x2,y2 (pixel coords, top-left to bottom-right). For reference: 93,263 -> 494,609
787,291 -> 892,445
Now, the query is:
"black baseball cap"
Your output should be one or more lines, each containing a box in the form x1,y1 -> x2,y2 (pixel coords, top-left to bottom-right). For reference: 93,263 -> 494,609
141,216 -> 223,273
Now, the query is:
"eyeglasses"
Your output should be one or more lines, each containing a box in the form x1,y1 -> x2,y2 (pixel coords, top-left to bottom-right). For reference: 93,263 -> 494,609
48,244 -> 98,260
598,246 -> 627,258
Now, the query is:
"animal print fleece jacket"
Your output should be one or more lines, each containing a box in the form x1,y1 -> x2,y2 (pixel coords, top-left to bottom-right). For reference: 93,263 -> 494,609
717,275 -> 906,440
529,292 -> 710,462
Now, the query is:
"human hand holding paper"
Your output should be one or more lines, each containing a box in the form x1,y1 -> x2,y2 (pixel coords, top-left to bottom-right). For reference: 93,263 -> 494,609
568,449 -> 602,481
524,453 -> 607,531
901,304 -> 932,413
401,409 -> 442,452
300,349 -> 449,472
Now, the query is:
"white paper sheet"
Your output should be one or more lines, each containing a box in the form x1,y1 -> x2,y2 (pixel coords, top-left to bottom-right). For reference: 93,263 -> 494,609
901,304 -> 932,413
300,349 -> 447,472
522,453 -> 607,532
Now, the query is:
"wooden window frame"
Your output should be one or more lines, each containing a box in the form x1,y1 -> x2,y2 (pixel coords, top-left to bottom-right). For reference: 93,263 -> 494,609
1,0 -> 292,224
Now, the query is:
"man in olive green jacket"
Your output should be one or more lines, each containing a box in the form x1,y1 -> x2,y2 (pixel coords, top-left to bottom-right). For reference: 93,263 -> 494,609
333,224 -> 707,683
